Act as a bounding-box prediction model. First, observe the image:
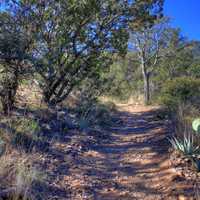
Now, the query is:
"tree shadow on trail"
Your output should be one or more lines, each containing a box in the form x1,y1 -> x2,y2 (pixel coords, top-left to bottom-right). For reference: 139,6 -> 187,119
71,107 -> 190,200
0,106 -> 192,199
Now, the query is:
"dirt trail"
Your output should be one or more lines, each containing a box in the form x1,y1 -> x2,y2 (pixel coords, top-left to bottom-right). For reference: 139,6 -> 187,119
81,105 -> 177,200
42,105 -> 194,200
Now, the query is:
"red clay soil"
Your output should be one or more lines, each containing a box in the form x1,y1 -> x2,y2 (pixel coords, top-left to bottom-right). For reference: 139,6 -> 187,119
41,105 -> 196,199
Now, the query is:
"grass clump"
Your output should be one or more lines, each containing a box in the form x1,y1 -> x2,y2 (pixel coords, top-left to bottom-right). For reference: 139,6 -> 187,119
0,153 -> 46,200
10,117 -> 40,135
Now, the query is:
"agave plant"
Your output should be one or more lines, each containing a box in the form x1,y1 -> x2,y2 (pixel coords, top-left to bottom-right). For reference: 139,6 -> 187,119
169,134 -> 200,156
192,118 -> 200,134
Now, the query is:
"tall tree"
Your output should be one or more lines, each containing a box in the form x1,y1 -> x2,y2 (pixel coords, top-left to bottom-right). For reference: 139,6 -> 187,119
129,19 -> 167,104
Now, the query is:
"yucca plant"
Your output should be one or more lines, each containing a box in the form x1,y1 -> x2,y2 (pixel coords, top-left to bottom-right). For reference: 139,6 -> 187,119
169,134 -> 200,156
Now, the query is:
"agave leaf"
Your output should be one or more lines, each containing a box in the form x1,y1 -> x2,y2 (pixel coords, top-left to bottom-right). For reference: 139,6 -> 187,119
0,139 -> 5,156
169,134 -> 200,156
192,158 -> 200,172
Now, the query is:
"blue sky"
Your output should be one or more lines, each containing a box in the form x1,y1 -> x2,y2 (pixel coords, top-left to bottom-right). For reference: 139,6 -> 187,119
164,0 -> 200,40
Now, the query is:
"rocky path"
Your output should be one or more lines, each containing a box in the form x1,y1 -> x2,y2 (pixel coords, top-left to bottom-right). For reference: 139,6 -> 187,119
41,105 -> 194,200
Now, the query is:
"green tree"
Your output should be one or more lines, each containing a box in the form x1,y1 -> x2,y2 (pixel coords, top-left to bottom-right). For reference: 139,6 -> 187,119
129,18 -> 168,104
0,11 -> 33,114
154,29 -> 199,91
101,52 -> 141,100
160,29 -> 192,78
15,0 -> 163,105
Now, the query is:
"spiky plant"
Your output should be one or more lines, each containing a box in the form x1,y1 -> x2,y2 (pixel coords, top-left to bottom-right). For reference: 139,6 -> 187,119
169,134 -> 200,156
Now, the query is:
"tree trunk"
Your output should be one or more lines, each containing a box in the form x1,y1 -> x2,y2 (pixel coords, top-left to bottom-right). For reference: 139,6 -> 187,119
141,62 -> 150,105
43,89 -> 52,105
0,70 -> 19,115
143,72 -> 150,105
1,90 -> 15,115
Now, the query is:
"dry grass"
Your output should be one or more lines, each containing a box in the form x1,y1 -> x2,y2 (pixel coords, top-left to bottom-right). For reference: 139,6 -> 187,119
0,151 -> 45,200
0,82 -> 46,199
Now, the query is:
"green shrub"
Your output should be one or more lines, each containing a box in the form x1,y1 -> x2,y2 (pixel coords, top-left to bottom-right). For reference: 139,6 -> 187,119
12,117 -> 40,135
160,77 -> 200,110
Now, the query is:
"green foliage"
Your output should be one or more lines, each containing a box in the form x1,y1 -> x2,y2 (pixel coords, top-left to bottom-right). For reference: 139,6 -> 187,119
12,117 -> 40,135
0,12 -> 33,114
151,30 -> 200,103
101,53 -> 142,100
1,0 -> 163,105
169,134 -> 200,156
159,77 -> 200,110
23,0 -> 132,104
188,63 -> 200,78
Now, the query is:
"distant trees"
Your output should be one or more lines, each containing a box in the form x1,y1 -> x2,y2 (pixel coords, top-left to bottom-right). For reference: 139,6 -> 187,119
100,53 -> 141,100
158,29 -> 192,78
103,23 -> 200,104
128,17 -> 200,104
154,29 -> 200,89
